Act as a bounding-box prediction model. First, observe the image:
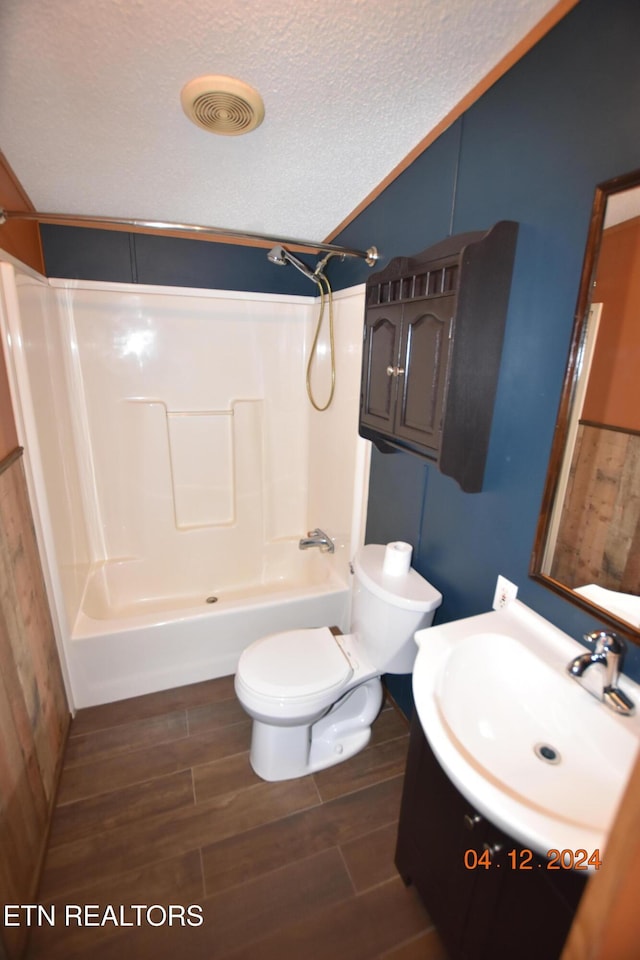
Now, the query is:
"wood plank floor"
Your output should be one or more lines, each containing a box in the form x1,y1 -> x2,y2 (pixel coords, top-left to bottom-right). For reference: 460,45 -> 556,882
27,676 -> 447,960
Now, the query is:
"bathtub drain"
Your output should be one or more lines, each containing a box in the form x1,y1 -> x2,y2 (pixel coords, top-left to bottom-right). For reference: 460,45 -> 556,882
206,596 -> 218,604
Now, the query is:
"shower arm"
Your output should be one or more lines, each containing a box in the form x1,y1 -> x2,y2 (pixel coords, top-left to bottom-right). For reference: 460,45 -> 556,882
0,208 -> 379,266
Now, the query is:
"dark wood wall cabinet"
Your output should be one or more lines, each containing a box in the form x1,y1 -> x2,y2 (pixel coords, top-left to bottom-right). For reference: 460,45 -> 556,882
359,221 -> 518,492
396,715 -> 586,960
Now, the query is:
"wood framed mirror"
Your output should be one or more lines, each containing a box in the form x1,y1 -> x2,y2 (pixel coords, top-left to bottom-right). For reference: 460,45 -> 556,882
530,167 -> 640,643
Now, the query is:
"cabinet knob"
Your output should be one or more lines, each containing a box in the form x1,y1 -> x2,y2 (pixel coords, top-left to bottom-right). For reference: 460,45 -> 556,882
386,365 -> 405,377
483,840 -> 503,856
464,813 -> 482,830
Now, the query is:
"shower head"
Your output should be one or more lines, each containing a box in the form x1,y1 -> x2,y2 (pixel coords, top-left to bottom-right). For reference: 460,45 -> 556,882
266,245 -> 318,282
267,245 -> 288,266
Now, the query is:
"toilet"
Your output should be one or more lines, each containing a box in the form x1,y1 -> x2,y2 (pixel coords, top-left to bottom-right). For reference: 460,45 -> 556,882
234,543 -> 442,781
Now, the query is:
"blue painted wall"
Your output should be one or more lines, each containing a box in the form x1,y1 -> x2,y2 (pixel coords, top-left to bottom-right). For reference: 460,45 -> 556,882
40,224 -> 319,297
39,0 -> 640,715
331,0 -> 640,714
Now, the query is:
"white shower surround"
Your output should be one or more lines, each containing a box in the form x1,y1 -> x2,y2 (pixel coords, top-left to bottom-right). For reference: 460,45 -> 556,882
0,258 -> 369,708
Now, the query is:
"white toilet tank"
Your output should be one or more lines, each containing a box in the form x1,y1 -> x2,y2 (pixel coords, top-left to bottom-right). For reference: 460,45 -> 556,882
351,544 -> 442,674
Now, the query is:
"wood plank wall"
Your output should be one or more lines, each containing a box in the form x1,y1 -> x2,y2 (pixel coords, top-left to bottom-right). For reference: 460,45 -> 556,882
0,155 -> 69,960
550,424 -> 640,592
0,453 -> 70,960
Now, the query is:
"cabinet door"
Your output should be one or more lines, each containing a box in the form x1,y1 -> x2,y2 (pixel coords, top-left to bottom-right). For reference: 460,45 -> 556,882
396,715 -> 484,959
467,845 -> 585,960
394,295 -> 454,452
360,304 -> 402,436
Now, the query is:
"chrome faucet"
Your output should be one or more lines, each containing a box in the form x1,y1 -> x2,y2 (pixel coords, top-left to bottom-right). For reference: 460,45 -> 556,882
567,631 -> 635,715
298,528 -> 335,553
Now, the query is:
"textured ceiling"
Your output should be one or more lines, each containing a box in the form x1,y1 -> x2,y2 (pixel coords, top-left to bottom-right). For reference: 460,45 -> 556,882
0,0 -> 563,243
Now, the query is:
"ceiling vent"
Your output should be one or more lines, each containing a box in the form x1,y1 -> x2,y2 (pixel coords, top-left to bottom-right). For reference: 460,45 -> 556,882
180,74 -> 265,136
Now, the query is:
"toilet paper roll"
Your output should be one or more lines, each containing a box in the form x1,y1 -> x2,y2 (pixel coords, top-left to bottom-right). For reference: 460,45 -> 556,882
383,541 -> 413,576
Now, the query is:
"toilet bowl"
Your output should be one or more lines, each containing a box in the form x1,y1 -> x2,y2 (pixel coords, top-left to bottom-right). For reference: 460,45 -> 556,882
234,543 -> 442,781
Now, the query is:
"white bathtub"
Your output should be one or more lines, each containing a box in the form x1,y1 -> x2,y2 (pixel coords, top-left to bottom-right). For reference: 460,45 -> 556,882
0,263 -> 368,710
66,552 -> 351,708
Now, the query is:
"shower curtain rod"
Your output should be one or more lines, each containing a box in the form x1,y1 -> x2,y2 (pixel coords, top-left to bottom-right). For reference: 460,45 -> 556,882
0,208 -> 379,265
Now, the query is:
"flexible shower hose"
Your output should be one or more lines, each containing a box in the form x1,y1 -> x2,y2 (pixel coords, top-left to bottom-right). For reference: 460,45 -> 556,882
306,272 -> 336,411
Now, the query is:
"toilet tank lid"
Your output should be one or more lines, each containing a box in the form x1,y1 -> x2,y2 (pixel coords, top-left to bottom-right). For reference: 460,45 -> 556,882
354,544 -> 442,613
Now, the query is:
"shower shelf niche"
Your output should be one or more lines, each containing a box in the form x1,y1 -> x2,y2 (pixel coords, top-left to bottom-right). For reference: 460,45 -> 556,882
359,221 -> 518,493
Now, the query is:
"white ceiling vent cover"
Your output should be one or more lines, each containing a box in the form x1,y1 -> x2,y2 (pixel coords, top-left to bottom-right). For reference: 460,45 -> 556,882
181,75 -> 265,136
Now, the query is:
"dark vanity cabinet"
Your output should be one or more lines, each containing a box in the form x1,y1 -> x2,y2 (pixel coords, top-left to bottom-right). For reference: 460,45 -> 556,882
396,715 -> 586,960
359,222 -> 518,492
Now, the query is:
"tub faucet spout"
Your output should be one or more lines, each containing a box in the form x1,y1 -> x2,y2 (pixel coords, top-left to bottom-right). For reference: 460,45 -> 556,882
567,631 -> 635,715
298,528 -> 335,553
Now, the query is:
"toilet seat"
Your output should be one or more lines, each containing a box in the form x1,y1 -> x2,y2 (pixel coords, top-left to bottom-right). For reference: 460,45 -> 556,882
237,626 -> 353,700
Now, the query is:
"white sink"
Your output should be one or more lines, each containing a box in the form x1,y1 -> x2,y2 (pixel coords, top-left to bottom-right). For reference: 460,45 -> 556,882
413,600 -> 640,863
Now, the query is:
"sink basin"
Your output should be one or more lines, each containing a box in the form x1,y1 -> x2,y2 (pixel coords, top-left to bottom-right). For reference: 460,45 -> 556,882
413,600 -> 640,863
